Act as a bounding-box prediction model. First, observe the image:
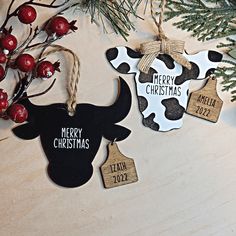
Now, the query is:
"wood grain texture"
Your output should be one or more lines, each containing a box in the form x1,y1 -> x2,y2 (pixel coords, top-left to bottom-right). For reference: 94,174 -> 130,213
187,77 -> 223,122
101,143 -> 138,188
0,1 -> 236,236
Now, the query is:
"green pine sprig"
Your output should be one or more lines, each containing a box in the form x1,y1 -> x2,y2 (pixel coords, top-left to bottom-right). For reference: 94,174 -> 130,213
218,63 -> 236,102
216,38 -> 236,101
74,0 -> 142,40
165,0 -> 236,41
165,0 -> 236,101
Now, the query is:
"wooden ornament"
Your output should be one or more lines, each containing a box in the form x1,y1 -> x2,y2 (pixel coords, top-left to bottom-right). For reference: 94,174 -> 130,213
101,142 -> 138,189
12,78 -> 132,188
106,46 -> 223,131
186,76 -> 223,122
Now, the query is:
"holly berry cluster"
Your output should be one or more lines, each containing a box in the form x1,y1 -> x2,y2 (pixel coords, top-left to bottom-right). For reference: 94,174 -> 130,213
0,89 -> 27,123
0,1 -> 77,123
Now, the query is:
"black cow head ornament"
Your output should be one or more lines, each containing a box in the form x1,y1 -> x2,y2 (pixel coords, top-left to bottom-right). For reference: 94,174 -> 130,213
12,77 -> 132,188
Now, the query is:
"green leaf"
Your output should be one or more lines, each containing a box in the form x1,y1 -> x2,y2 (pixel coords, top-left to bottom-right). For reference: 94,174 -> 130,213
228,49 -> 236,59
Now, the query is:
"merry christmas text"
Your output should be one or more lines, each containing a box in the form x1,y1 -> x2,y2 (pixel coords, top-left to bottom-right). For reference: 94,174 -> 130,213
53,128 -> 90,149
145,74 -> 181,96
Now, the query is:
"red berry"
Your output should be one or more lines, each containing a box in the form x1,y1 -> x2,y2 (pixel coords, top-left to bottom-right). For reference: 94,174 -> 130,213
18,5 -> 37,24
8,104 -> 28,123
0,89 -> 8,100
0,65 -> 5,81
1,34 -> 17,52
16,54 -> 35,72
0,99 -> 8,113
37,61 -> 57,79
0,52 -> 7,64
47,16 -> 77,36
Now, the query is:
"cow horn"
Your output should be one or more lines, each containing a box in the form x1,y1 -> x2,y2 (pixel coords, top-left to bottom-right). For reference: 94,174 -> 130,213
96,77 -> 131,123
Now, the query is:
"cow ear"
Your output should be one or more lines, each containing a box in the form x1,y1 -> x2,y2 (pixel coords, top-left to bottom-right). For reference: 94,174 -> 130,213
183,50 -> 223,79
106,46 -> 141,74
12,123 -> 40,140
102,124 -> 131,141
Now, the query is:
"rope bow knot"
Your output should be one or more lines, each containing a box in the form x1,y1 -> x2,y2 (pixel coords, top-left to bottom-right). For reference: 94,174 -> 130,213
138,39 -> 192,74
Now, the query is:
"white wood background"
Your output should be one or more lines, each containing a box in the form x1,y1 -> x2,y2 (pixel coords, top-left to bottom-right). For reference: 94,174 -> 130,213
1,1 -> 235,235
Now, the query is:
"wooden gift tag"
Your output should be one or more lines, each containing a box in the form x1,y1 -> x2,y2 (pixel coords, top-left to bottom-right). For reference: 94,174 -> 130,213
100,142 -> 138,189
186,76 -> 223,122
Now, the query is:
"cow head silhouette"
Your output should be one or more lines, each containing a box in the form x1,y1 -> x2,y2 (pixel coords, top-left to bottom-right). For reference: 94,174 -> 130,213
106,46 -> 222,131
12,77 -> 132,188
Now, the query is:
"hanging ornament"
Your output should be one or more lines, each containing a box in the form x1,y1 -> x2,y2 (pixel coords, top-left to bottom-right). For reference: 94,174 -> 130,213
106,0 -> 222,132
186,74 -> 223,122
12,46 -> 132,188
100,141 -> 138,189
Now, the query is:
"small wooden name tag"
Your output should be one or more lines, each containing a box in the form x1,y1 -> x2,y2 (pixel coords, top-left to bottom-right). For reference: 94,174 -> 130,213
100,143 -> 138,189
186,76 -> 223,122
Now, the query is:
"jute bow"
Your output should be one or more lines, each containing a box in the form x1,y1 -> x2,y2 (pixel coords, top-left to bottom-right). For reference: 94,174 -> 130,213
138,0 -> 192,74
138,39 -> 192,74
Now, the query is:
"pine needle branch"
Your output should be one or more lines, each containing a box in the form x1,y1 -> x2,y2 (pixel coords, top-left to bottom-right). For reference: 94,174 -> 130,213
216,38 -> 236,101
220,66 -> 236,101
166,0 -> 236,101
73,0 -> 142,40
165,0 -> 236,41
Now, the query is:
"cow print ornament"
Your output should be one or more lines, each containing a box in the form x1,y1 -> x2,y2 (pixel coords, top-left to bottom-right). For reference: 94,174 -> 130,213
12,77 -> 132,188
106,46 -> 223,132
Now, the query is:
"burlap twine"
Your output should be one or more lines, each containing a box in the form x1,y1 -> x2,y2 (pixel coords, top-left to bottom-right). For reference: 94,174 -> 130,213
43,44 -> 80,116
0,45 -> 80,142
138,0 -> 192,74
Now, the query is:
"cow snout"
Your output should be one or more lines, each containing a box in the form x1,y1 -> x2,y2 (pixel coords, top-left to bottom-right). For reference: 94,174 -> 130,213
47,162 -> 93,188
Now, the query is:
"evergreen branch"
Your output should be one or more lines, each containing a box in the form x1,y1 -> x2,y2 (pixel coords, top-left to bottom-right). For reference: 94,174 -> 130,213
217,37 -> 236,49
166,0 -> 236,101
165,0 -> 236,41
216,37 -> 236,101
73,0 -> 142,40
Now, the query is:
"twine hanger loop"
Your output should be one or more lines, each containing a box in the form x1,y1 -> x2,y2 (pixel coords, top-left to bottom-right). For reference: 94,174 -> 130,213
43,45 -> 80,116
138,0 -> 192,74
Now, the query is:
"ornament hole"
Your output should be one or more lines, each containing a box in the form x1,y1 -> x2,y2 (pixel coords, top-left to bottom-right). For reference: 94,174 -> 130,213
68,111 -> 75,117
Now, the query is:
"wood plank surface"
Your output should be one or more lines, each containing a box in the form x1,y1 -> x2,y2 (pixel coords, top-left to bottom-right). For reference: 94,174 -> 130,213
0,1 -> 235,236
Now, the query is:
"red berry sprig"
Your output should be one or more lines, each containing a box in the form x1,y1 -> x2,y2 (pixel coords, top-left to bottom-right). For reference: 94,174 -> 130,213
8,103 -> 28,123
0,34 -> 18,54
0,89 -> 7,100
0,51 -> 7,64
0,99 -> 8,113
36,61 -> 60,79
0,89 -> 8,114
18,5 -> 37,24
47,16 -> 78,37
16,54 -> 35,72
0,0 -> 78,126
0,89 -> 28,123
